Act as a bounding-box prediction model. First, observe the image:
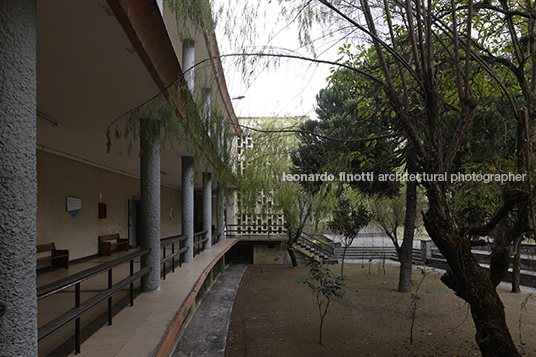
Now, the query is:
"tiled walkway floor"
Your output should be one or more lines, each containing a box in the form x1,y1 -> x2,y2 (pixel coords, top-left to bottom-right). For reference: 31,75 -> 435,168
37,239 -> 238,357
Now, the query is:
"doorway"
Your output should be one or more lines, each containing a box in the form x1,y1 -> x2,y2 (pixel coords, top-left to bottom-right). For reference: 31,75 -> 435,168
128,196 -> 140,247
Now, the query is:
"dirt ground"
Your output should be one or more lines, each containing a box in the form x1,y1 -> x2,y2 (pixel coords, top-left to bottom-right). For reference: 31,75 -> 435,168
225,263 -> 536,357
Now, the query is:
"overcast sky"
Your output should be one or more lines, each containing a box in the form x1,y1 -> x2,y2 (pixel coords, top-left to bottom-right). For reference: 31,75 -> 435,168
214,1 -> 341,121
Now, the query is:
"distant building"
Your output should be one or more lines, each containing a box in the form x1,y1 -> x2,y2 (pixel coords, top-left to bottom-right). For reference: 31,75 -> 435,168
233,116 -> 308,237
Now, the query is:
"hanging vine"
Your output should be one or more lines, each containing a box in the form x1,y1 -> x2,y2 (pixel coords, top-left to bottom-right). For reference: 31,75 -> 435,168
104,0 -> 239,194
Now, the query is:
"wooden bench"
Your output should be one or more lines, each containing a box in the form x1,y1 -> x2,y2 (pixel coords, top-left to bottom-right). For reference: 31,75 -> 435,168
37,243 -> 69,269
98,234 -> 129,256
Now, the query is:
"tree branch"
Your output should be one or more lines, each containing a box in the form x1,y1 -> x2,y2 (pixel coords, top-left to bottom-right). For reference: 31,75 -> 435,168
384,0 -> 409,110
199,52 -> 385,85
429,13 -> 521,121
464,2 -> 533,18
464,0 -> 474,101
451,0 -> 464,102
317,0 -> 421,85
237,122 -> 402,143
466,190 -> 529,236
404,0 -> 423,79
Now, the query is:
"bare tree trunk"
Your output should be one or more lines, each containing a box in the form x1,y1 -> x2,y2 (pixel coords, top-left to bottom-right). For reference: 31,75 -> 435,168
398,149 -> 417,293
442,251 -> 520,356
424,196 -> 521,357
379,223 -> 400,256
318,314 -> 324,345
340,245 -> 348,278
285,204 -> 313,268
511,236 -> 522,293
318,298 -> 330,345
488,220 -> 511,288
286,227 -> 299,267
288,248 -> 298,267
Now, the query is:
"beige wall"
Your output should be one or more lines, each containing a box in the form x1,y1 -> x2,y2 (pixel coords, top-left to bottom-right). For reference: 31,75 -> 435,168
161,186 -> 182,238
37,150 -> 182,261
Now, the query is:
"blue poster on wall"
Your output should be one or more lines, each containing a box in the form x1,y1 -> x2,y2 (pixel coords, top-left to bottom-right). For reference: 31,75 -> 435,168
67,195 -> 82,218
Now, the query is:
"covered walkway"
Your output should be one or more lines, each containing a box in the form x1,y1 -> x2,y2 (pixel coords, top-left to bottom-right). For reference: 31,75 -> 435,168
1,1 -> 239,355
38,239 -> 238,357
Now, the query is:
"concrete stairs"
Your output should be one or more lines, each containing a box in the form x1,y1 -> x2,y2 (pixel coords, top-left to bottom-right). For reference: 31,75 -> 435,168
340,246 -> 397,261
332,239 -> 536,288
337,246 -> 424,265
296,234 -> 337,263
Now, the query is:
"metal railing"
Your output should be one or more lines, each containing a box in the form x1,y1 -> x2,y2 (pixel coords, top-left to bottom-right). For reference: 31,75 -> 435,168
161,228 -> 224,273
160,235 -> 188,280
37,248 -> 151,354
226,223 -> 287,237
193,230 -> 209,256
298,232 -> 335,258
37,227 -> 227,355
211,227 -> 221,246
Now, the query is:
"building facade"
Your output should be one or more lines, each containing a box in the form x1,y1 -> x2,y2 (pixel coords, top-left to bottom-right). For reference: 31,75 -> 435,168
0,1 -> 237,355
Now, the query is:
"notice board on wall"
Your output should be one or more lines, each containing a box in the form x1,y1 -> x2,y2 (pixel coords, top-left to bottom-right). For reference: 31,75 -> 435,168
67,196 -> 82,218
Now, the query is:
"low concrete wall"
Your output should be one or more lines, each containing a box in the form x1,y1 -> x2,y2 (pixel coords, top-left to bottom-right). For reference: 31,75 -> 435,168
422,239 -> 536,288
253,243 -> 288,264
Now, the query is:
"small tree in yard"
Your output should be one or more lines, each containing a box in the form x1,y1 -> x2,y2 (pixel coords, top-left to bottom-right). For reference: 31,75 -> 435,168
328,195 -> 372,278
406,268 -> 429,345
298,257 -> 345,345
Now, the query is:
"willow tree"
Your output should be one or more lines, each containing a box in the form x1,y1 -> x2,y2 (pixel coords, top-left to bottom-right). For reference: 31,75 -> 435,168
105,0 -> 239,195
236,117 -> 333,266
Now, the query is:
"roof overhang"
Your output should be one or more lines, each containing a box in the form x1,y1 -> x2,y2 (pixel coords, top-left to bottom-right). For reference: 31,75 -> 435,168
37,0 -> 235,189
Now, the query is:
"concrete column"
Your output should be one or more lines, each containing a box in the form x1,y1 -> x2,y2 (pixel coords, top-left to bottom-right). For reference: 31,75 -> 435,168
182,156 -> 194,262
202,88 -> 212,136
203,172 -> 212,249
140,119 -> 161,292
0,1 -> 38,355
421,239 -> 432,264
202,88 -> 212,117
217,188 -> 225,242
182,39 -> 195,92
